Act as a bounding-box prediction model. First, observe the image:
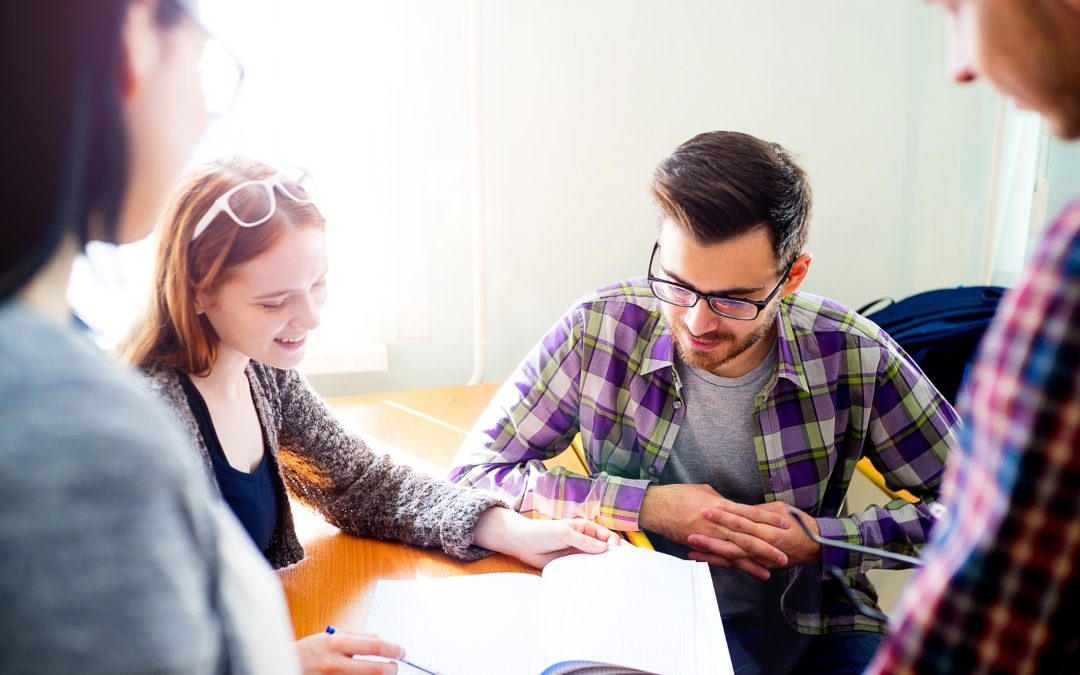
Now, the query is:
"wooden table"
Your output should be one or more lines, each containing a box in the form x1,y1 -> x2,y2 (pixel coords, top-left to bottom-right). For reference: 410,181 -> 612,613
277,383 -> 539,638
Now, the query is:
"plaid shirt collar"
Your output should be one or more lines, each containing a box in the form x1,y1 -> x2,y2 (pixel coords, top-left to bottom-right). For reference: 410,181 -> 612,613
641,294 -> 813,395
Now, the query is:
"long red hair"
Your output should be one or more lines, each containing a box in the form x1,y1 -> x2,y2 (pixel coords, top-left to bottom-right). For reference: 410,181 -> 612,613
120,157 -> 325,375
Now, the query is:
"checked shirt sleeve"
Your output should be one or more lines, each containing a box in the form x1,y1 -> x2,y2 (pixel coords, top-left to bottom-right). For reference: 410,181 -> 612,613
816,337 -> 960,575
867,205 -> 1080,675
448,308 -> 651,531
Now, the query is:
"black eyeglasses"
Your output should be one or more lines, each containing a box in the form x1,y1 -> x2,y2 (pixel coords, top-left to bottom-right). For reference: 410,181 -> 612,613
647,242 -> 794,321
788,508 -> 925,623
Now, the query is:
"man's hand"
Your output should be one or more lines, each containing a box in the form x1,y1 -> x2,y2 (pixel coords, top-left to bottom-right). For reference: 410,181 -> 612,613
639,484 -> 790,579
692,501 -> 822,570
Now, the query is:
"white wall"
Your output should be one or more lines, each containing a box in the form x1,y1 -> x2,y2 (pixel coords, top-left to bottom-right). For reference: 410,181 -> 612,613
310,0 -> 999,396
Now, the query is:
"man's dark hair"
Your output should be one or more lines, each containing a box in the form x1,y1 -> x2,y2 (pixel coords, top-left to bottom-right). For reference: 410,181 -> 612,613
650,131 -> 812,269
0,0 -> 186,302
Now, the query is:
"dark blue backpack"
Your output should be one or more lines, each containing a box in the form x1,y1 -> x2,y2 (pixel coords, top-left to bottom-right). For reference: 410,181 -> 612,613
857,286 -> 1006,404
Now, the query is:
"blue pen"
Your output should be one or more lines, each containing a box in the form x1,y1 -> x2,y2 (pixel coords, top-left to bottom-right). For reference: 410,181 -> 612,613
324,625 -> 443,675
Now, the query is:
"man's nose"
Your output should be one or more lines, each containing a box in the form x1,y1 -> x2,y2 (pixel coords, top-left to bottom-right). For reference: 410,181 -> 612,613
684,300 -> 719,336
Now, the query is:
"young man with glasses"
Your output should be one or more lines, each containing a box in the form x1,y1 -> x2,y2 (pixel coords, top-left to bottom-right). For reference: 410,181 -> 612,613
450,130 -> 960,674
867,2 -> 1080,673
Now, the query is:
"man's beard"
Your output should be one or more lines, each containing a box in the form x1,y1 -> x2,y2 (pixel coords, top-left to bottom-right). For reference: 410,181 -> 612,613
671,305 -> 779,374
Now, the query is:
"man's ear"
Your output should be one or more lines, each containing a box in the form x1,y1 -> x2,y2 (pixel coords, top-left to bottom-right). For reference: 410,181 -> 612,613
118,0 -> 159,100
782,252 -> 813,296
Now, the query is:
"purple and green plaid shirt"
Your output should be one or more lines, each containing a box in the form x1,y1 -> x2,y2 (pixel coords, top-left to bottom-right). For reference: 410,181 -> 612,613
450,280 -> 959,632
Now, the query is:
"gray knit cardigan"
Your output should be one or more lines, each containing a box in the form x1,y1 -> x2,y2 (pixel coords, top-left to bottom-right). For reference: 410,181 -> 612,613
140,361 -> 504,569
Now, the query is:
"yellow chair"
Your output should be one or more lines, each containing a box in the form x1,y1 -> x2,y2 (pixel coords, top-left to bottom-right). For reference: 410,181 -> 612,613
854,457 -> 919,504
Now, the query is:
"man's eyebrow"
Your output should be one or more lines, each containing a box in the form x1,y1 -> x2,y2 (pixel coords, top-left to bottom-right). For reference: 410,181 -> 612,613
659,265 -> 766,297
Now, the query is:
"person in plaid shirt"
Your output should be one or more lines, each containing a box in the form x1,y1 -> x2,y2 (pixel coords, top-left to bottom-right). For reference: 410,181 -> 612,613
450,131 -> 960,674
867,2 -> 1080,673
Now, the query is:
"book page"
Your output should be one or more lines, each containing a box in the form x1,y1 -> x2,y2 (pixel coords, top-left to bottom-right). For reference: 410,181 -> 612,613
692,560 -> 732,673
538,546 -> 733,675
363,548 -> 733,675
364,572 -> 541,675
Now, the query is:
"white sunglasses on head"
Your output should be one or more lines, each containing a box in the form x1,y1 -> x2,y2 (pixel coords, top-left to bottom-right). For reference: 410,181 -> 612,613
190,168 -> 316,241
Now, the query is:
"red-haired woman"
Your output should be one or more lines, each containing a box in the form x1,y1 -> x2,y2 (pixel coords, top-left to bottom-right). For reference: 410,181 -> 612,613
122,156 -> 619,674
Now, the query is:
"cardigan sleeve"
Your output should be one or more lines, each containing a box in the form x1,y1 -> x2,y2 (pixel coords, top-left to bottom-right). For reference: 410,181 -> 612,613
268,367 -> 506,560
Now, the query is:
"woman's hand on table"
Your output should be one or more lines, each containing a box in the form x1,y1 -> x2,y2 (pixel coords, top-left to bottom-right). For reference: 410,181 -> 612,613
474,507 -> 622,568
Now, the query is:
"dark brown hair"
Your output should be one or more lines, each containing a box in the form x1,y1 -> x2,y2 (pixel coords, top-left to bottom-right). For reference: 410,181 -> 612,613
0,0 -> 187,302
650,131 -> 812,269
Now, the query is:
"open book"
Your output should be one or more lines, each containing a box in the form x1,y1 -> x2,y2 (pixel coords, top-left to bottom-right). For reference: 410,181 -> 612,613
363,545 -> 733,675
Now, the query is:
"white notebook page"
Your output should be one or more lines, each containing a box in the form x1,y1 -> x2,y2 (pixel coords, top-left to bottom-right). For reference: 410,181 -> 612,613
538,546 -> 732,675
365,572 -> 541,675
363,547 -> 733,675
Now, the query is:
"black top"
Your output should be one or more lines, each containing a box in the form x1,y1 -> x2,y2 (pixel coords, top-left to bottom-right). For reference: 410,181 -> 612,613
179,374 -> 279,553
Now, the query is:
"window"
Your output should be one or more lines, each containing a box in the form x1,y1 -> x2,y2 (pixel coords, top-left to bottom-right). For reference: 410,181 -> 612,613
70,0 -> 479,373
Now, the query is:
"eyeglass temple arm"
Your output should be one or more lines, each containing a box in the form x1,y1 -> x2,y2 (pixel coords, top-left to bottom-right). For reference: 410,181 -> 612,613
825,567 -> 890,623
787,508 -> 911,623
786,508 -> 925,567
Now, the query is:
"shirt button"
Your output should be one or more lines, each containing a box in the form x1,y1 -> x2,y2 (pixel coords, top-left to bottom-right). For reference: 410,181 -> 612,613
673,401 -> 682,410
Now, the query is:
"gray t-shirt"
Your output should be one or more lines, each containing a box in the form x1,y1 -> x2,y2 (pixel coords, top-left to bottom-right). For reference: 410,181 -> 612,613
0,302 -> 295,674
652,345 -> 778,617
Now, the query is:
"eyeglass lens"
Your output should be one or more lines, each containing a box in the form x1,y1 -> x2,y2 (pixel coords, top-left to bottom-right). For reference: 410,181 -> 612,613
199,36 -> 243,116
226,184 -> 273,225
279,168 -> 315,201
707,296 -> 756,319
651,280 -> 757,319
651,281 -> 693,306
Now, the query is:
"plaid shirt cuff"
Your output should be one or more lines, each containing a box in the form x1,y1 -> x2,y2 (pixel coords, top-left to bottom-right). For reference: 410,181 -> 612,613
592,475 -> 652,531
816,516 -> 862,574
